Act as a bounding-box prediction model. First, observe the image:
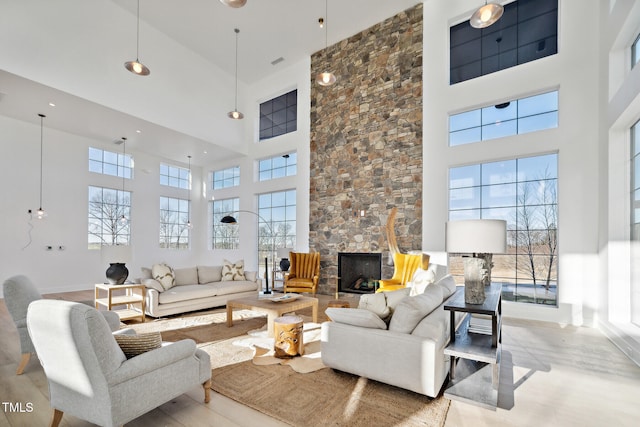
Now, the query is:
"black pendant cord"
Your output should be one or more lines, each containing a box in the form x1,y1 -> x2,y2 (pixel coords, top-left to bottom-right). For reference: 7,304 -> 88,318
38,113 -> 45,211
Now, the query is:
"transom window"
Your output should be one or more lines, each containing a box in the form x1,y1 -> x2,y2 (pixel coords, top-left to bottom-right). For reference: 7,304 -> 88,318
257,190 -> 297,274
89,147 -> 133,178
88,186 -> 130,249
211,198 -> 240,249
448,153 -> 558,305
449,91 -> 558,146
160,163 -> 190,189
259,152 -> 297,181
213,166 -> 240,190
159,196 -> 190,249
259,89 -> 297,140
450,0 -> 558,85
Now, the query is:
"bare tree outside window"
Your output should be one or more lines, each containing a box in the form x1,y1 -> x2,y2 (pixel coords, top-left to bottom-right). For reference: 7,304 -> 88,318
88,186 -> 130,249
513,170 -> 558,292
160,196 -> 190,249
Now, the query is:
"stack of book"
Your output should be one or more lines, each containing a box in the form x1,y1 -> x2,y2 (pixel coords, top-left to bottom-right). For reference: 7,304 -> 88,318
468,314 -> 492,335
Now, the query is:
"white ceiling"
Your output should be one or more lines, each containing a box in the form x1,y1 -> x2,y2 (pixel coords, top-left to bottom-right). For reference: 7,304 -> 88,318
0,0 -> 422,166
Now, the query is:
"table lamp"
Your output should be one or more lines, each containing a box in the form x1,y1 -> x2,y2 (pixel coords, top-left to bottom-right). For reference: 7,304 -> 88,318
445,219 -> 506,304
101,245 -> 133,285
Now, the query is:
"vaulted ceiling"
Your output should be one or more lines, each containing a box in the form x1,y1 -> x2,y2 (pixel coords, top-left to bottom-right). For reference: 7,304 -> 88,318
0,0 -> 421,165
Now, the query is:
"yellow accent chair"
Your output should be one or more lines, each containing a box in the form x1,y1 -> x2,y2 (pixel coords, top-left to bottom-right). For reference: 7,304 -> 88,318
284,252 -> 320,294
376,252 -> 430,293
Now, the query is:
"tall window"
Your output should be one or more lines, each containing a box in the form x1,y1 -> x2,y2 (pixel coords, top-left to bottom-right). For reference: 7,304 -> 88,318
259,89 -> 297,140
632,121 -> 640,326
257,190 -> 297,274
633,34 -> 640,69
213,166 -> 240,190
258,152 -> 297,181
211,198 -> 240,249
449,91 -> 558,146
450,0 -> 558,84
159,197 -> 190,249
88,186 -> 130,249
160,163 -> 190,189
89,147 -> 133,178
449,154 -> 558,305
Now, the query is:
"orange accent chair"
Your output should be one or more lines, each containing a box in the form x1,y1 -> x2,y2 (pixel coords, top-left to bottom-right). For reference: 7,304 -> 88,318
376,252 -> 429,293
284,252 -> 320,294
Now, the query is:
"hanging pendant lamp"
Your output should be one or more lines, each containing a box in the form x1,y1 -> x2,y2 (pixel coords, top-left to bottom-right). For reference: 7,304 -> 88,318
228,28 -> 244,119
36,114 -> 47,219
219,0 -> 247,8
469,1 -> 504,29
186,155 -> 193,229
124,0 -> 150,76
316,0 -> 336,86
119,137 -> 128,225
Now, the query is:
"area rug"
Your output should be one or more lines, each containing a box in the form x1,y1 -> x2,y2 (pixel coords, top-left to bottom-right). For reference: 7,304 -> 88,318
128,308 -> 269,369
211,362 -> 450,427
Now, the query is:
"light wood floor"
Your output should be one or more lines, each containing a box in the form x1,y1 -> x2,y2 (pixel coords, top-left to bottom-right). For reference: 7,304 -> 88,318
1,290 -> 639,427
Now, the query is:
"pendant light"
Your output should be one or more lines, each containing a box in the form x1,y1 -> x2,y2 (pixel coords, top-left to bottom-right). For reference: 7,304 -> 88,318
124,0 -> 150,76
119,137 -> 128,225
316,0 -> 336,86
219,0 -> 246,8
469,1 -> 504,29
227,28 -> 244,120
36,114 -> 46,219
186,155 -> 193,229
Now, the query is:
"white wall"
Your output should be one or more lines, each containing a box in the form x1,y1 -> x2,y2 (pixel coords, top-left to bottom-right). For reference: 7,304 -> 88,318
0,114 -> 221,295
203,58 -> 312,271
599,0 -> 640,365
422,0 -> 601,325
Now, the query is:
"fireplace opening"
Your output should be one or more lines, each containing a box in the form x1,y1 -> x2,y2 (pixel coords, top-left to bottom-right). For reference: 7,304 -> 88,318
338,252 -> 382,294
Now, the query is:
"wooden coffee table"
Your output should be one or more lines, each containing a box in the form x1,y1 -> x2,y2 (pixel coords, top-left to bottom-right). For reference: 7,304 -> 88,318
226,294 -> 318,337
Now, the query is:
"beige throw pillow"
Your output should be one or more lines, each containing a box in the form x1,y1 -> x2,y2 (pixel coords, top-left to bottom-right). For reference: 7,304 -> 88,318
152,263 -> 175,291
114,332 -> 162,359
222,259 -> 246,281
358,292 -> 391,320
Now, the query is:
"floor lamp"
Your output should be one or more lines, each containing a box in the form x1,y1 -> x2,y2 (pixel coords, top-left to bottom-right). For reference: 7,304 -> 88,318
220,210 -> 276,294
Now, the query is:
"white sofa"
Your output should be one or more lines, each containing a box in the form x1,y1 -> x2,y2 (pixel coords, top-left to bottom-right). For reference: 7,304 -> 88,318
321,268 -> 463,398
140,265 -> 261,318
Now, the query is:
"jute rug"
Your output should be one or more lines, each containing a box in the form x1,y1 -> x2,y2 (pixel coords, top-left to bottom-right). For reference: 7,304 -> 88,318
128,308 -> 450,426
211,362 -> 450,427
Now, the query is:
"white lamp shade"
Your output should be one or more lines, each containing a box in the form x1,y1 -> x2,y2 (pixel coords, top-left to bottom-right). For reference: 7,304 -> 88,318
101,245 -> 133,264
277,247 -> 293,258
445,219 -> 507,254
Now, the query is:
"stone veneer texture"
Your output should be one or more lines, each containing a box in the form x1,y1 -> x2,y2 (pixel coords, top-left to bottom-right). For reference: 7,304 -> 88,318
310,4 -> 423,294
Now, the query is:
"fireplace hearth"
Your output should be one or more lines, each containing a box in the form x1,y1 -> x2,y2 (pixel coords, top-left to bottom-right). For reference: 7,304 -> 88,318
338,252 -> 382,294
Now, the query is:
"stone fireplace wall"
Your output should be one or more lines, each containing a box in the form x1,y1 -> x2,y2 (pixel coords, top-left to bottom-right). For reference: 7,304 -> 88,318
309,4 -> 423,295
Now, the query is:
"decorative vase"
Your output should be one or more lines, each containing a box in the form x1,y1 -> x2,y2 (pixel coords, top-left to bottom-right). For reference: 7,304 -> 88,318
106,263 -> 129,285
279,258 -> 290,272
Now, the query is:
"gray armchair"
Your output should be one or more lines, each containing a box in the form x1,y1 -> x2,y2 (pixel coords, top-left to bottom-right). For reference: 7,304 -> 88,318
27,299 -> 211,427
3,275 -> 121,374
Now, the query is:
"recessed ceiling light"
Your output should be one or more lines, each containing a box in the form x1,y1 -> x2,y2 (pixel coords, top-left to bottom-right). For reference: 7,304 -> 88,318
48,102 -> 56,107
136,129 -> 141,133
203,150 -> 208,154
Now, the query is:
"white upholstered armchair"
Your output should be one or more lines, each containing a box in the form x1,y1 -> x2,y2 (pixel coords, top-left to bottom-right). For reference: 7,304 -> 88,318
27,299 -> 212,427
2,275 -> 121,374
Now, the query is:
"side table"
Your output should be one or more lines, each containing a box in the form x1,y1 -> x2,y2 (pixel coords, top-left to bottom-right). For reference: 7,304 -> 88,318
95,283 -> 146,322
443,283 -> 502,409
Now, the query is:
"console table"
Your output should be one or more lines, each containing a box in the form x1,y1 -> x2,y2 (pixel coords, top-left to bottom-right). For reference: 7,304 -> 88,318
443,283 -> 502,409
